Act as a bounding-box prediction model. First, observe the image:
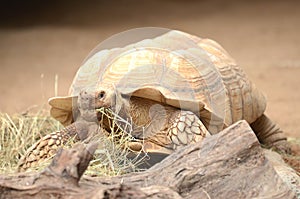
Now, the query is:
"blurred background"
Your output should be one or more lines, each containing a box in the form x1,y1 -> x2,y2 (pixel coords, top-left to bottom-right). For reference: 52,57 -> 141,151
0,0 -> 299,137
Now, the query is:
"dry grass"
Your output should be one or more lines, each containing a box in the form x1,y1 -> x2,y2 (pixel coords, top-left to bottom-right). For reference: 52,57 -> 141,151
86,107 -> 147,176
0,106 -> 145,176
0,106 -> 61,174
283,137 -> 300,175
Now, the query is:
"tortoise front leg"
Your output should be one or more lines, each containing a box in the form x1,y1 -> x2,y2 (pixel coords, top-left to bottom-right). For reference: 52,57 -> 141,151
133,109 -> 211,153
250,114 -> 290,153
17,120 -> 99,172
168,110 -> 211,150
125,110 -> 211,168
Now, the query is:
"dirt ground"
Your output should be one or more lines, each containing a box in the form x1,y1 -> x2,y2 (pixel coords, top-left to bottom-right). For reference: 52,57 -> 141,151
0,0 -> 299,140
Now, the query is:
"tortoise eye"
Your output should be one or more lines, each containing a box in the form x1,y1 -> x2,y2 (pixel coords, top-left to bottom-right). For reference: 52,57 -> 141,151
98,91 -> 105,99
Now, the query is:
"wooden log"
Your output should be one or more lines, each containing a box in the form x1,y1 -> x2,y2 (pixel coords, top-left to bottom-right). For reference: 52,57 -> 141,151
0,120 -> 297,198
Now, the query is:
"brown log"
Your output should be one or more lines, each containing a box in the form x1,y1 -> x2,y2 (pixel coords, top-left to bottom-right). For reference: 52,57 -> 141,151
0,120 -> 297,199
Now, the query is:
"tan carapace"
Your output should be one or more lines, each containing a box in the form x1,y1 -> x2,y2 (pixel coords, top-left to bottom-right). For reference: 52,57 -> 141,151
18,30 -> 289,171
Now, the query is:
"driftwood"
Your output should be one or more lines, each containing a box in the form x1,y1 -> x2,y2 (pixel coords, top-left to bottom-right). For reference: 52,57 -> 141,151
0,120 -> 298,199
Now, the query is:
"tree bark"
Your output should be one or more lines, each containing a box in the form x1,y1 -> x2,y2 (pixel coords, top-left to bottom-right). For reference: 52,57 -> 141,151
0,120 -> 297,199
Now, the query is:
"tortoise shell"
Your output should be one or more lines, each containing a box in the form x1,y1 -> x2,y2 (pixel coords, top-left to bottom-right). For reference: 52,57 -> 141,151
49,30 -> 266,134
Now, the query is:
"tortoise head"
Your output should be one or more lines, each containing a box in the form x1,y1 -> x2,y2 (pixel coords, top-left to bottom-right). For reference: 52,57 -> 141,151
78,84 -> 130,120
78,85 -> 115,110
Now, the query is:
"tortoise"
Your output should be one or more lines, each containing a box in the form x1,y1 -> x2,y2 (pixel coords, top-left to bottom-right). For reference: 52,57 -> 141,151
18,30 -> 289,171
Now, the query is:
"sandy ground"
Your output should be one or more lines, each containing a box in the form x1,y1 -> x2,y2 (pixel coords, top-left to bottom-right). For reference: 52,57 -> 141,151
0,0 -> 299,139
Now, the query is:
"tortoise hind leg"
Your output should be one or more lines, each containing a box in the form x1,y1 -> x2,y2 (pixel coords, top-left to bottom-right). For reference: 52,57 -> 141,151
250,114 -> 290,153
